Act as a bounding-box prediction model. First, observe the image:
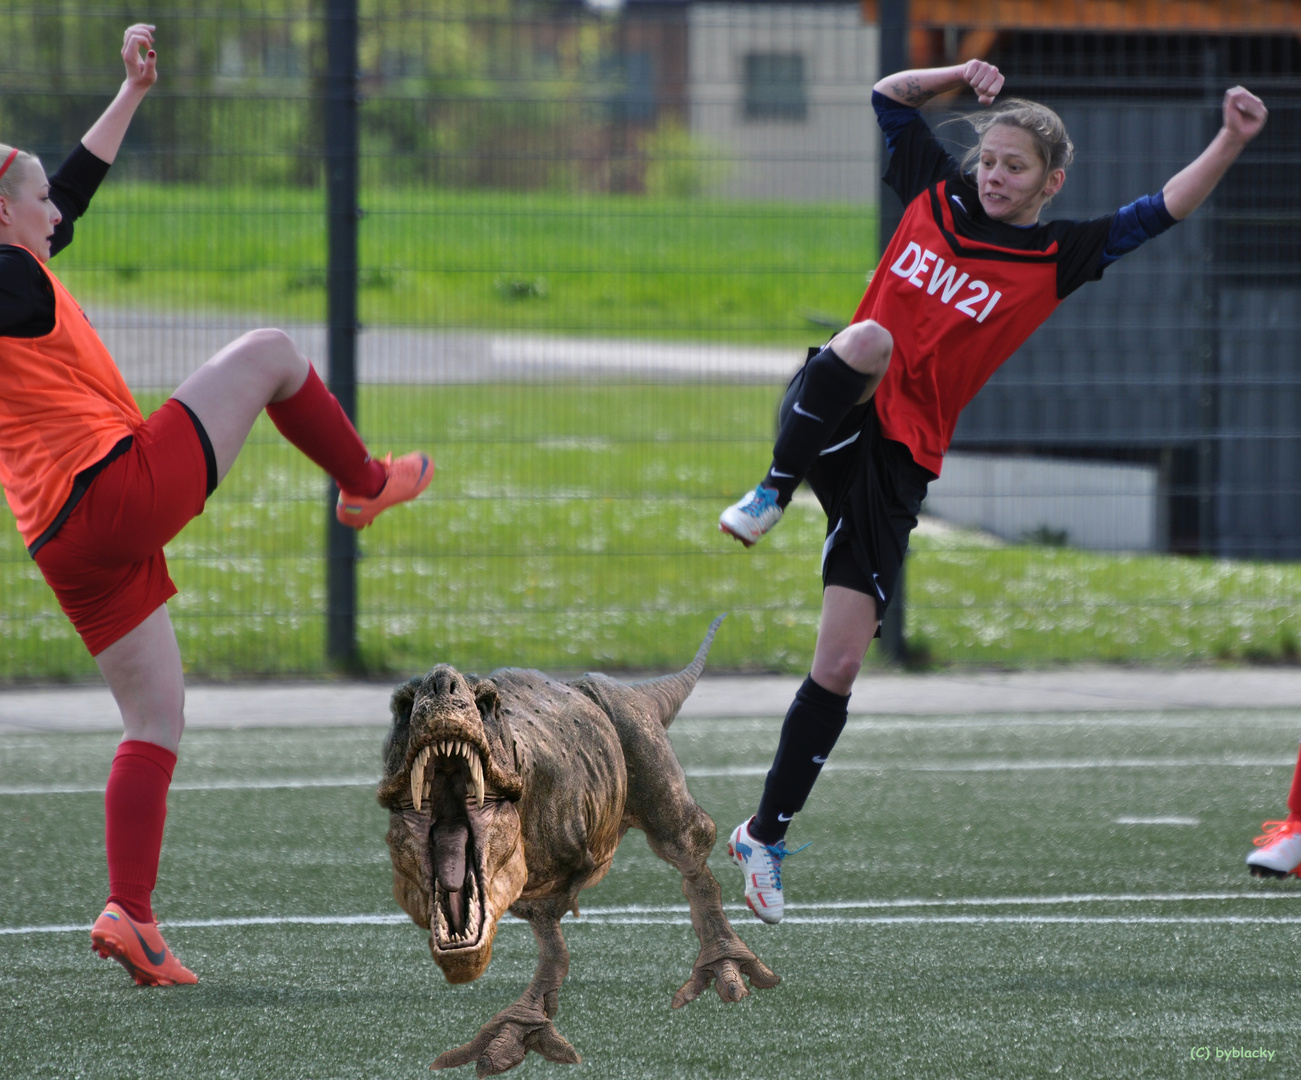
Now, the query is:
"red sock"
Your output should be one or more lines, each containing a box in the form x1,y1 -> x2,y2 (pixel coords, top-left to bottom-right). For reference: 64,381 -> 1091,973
105,740 -> 177,924
1287,742 -> 1301,819
265,365 -> 386,497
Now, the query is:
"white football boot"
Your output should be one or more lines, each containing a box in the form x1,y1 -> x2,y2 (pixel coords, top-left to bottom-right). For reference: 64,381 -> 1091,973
1247,819 -> 1301,878
719,485 -> 782,548
728,818 -> 802,924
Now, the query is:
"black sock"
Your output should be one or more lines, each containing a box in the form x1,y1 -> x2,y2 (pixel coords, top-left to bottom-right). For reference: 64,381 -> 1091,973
763,346 -> 870,508
752,675 -> 850,843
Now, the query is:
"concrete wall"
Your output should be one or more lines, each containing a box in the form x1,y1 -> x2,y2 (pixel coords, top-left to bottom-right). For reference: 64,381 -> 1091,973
925,452 -> 1162,552
687,3 -> 878,201
1216,287 -> 1301,559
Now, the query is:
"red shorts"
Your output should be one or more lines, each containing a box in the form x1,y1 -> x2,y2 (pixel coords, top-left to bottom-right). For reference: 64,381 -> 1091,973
34,398 -> 210,656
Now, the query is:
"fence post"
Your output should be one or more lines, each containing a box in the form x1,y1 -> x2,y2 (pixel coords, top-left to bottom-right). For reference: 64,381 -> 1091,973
325,0 -> 360,668
877,0 -> 908,664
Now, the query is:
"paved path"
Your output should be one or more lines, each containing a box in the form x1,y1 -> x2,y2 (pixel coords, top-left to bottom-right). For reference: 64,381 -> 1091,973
4,667 -> 1301,734
89,308 -> 804,390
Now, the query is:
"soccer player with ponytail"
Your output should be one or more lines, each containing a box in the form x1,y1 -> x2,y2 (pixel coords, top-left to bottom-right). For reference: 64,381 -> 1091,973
0,25 -> 433,983
720,59 -> 1267,924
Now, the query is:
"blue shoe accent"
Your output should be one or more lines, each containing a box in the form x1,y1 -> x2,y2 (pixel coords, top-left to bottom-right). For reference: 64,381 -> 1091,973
759,840 -> 810,892
720,485 -> 783,548
729,819 -> 809,924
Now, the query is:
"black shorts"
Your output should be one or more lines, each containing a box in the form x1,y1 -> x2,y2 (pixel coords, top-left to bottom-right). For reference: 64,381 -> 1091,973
780,353 -> 935,623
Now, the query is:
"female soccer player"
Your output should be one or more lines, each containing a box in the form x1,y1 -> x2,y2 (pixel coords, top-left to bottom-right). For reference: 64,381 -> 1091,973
719,59 -> 1268,924
0,25 -> 433,983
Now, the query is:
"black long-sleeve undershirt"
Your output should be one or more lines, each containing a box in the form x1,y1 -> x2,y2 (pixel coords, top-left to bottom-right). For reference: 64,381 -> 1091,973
0,144 -> 111,338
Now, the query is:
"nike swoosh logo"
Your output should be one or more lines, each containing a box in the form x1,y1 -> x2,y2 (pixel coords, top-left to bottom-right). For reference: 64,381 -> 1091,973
792,401 -> 822,422
769,469 -> 794,478
812,755 -> 827,764
819,431 -> 861,456
129,920 -> 168,967
951,194 -> 967,212
777,813 -> 793,822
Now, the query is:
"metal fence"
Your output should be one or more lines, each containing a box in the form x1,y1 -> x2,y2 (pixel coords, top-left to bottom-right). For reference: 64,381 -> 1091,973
1,1 -> 1298,680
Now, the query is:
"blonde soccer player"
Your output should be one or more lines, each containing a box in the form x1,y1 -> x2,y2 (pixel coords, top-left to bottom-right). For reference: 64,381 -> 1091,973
720,59 -> 1267,923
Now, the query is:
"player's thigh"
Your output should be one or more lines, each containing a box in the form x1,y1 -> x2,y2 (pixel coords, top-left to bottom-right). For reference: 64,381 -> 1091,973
171,328 -> 309,483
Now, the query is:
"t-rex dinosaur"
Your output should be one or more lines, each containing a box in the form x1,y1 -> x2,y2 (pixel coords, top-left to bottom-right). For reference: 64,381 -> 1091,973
376,615 -> 777,1076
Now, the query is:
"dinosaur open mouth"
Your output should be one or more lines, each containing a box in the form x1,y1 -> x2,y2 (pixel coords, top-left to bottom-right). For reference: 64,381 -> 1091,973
410,740 -> 485,812
408,740 -> 493,951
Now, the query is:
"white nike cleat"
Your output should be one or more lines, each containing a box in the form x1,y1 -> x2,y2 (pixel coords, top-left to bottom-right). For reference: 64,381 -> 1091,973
1247,819 -> 1301,878
720,485 -> 782,548
728,818 -> 804,924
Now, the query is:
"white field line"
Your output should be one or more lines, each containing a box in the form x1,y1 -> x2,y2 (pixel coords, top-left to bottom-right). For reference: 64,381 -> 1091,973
686,758 -> 1293,778
2,757 -> 1292,797
7,893 -> 1301,936
0,777 -> 377,796
683,715 -> 1301,733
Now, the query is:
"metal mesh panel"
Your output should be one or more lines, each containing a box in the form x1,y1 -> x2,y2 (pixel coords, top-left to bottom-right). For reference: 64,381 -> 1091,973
2,2 -> 1299,678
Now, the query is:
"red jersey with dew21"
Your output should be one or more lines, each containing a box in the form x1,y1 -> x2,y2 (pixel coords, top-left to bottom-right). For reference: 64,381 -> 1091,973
852,102 -> 1116,478
856,179 -> 1077,477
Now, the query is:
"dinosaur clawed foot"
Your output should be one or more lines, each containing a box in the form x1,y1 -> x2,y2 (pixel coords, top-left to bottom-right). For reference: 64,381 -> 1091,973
671,938 -> 780,1009
431,1000 -> 580,1076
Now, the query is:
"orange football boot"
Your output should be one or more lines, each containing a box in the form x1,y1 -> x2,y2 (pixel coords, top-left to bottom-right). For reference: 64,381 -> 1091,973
335,451 -> 434,528
91,903 -> 197,986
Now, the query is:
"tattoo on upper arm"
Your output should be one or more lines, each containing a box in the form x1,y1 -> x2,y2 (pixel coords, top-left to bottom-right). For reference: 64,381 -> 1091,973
890,76 -> 929,107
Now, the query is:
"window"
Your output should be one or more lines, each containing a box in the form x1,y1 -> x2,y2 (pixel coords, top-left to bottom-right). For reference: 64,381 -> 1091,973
744,52 -> 807,122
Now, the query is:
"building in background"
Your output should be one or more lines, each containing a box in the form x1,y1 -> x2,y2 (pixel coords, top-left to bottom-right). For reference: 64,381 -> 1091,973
686,3 -> 880,201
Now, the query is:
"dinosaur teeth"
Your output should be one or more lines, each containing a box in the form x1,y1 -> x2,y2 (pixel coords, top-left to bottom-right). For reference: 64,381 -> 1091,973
433,867 -> 483,948
410,746 -> 431,812
415,739 -> 488,811
470,754 -> 484,808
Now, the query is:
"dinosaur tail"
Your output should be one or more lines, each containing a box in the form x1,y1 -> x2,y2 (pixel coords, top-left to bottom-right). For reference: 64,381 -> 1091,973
631,613 -> 725,730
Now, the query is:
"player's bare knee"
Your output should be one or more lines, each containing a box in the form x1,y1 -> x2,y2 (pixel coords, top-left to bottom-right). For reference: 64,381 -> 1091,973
811,653 -> 862,696
832,320 -> 892,378
231,328 -> 309,386
121,708 -> 185,752
243,327 -> 303,364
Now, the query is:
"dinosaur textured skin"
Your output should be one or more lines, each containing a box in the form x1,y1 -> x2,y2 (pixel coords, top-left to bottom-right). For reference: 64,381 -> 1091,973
377,616 -> 778,1076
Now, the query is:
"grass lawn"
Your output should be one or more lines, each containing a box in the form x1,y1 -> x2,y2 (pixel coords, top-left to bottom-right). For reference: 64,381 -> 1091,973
3,704 -> 1301,1078
50,185 -> 875,345
3,383 -> 1301,681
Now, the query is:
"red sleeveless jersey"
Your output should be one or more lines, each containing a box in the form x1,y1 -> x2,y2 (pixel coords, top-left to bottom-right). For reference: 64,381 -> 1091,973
0,252 -> 143,545
860,104 -> 1116,477
856,182 -> 1066,475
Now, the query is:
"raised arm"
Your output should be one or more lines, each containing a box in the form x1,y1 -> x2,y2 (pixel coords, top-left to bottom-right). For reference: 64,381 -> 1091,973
80,24 -> 158,164
874,60 -> 1005,109
1162,87 -> 1267,221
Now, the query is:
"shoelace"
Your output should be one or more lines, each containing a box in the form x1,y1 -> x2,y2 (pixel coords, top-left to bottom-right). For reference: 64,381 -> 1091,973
1253,819 -> 1301,847
762,840 -> 811,889
743,487 -> 778,518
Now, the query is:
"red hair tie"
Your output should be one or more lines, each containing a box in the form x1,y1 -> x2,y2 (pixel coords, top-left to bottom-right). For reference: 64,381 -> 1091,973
0,148 -> 19,182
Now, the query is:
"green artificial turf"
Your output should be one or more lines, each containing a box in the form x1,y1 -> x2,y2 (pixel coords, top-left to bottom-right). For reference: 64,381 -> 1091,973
4,708 -> 1301,1078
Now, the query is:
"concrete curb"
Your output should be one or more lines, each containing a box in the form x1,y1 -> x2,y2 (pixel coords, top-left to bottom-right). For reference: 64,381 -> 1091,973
3,667 -> 1300,734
